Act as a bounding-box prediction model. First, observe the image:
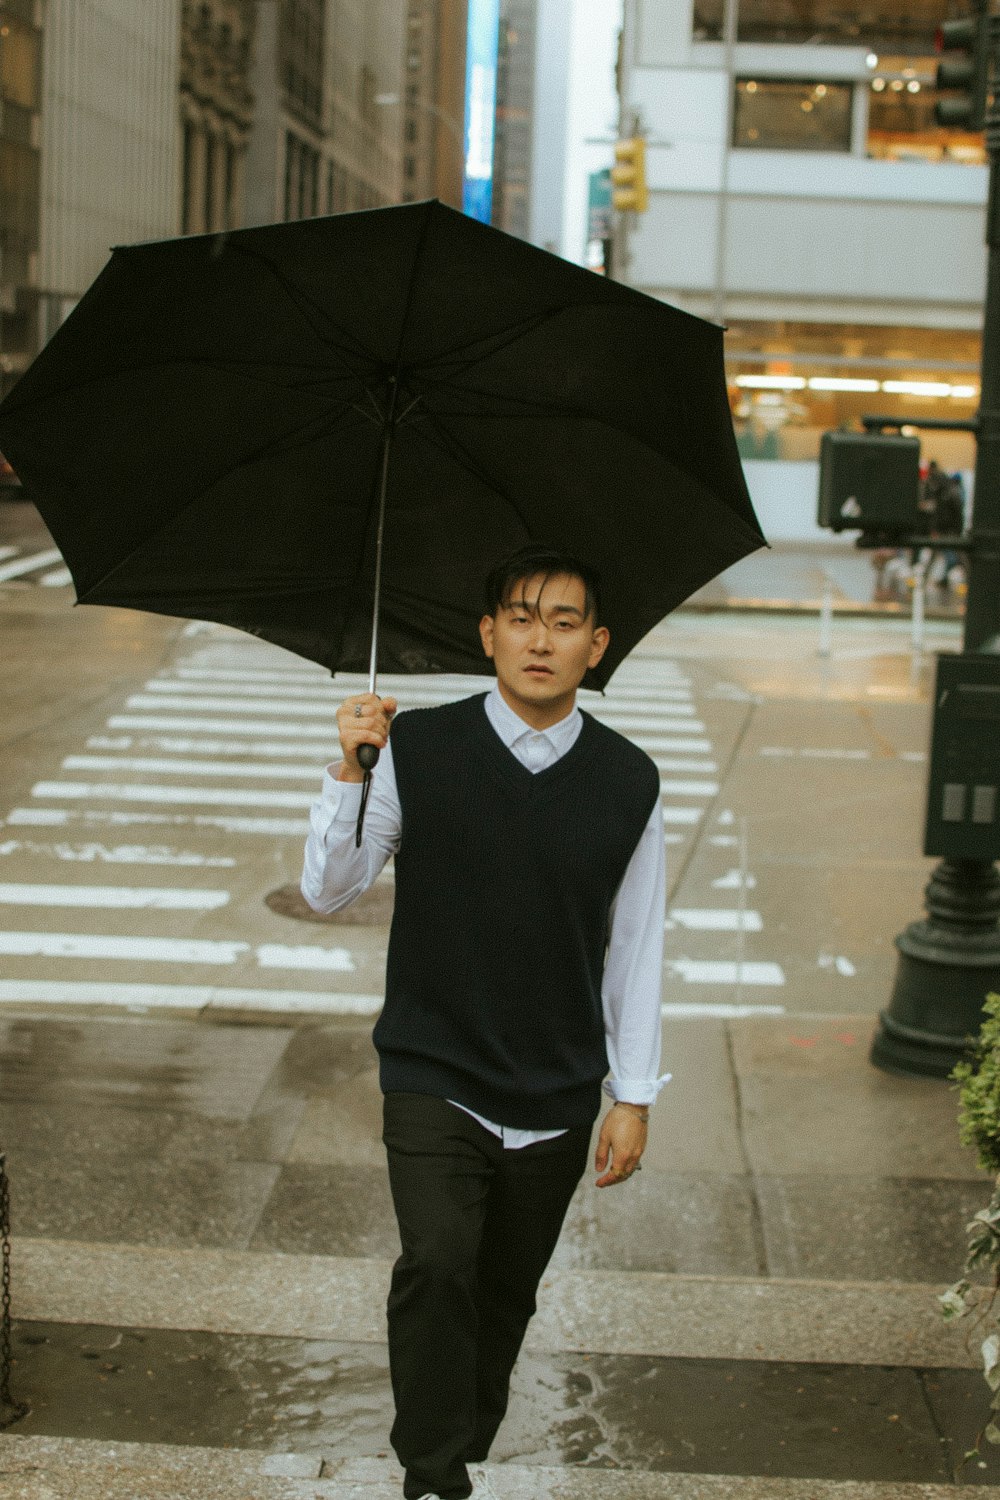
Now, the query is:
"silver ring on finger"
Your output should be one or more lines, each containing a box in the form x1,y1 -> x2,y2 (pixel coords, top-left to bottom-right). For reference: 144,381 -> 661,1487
354,703 -> 363,717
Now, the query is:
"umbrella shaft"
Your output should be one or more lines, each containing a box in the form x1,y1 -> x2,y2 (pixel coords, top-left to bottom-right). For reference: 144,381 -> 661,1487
367,384 -> 398,696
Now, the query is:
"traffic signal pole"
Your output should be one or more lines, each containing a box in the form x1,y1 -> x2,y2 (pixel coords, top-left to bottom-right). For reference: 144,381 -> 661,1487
871,3 -> 1000,1077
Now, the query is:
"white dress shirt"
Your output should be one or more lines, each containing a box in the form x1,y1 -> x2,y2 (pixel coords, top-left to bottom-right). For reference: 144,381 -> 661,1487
301,685 -> 671,1147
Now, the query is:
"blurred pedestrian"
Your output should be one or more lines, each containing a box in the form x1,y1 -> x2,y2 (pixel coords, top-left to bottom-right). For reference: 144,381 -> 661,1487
301,545 -> 668,1500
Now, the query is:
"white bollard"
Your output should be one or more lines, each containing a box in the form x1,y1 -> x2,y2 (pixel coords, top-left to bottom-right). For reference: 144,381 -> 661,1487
818,584 -> 833,657
911,562 -> 926,655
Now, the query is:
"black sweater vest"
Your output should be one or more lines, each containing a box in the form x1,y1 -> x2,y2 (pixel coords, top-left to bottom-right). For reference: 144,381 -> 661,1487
372,693 -> 661,1129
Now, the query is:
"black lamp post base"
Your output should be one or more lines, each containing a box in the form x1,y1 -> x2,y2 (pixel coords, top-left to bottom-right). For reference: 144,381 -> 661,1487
870,859 -> 1000,1079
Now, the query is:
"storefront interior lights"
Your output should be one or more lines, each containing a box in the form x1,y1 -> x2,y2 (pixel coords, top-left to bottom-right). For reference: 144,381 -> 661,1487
882,379 -> 954,396
734,374 -> 806,390
808,377 -> 880,392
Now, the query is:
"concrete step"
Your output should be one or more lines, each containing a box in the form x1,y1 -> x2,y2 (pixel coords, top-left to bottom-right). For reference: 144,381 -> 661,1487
2,1439 -> 999,1500
10,1237 -> 978,1369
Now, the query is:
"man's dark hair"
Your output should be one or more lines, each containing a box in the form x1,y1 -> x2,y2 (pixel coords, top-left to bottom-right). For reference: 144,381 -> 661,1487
484,546 -> 603,626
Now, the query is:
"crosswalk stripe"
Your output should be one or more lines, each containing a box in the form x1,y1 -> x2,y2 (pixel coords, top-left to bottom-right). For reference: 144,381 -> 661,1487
0,932 -> 357,969
658,779 -> 719,796
31,781 -> 315,809
63,755 -> 325,780
38,565 -> 74,587
0,883 -> 229,910
0,980 -> 383,1012
108,714 -> 339,738
0,838 -> 235,868
667,908 -> 763,932
8,807 -> 312,836
0,546 -> 62,582
667,959 -> 786,985
0,932 -> 248,963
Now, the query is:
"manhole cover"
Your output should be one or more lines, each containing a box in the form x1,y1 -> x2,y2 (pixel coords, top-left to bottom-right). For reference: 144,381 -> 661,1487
265,882 -> 395,926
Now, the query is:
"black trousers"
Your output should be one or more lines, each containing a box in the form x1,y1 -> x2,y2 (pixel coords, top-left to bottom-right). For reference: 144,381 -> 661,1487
382,1091 -> 592,1500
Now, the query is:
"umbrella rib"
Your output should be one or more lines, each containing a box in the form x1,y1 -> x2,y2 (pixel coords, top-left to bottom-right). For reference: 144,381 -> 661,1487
413,307 -> 571,391
227,241 -> 376,373
408,406 -> 539,538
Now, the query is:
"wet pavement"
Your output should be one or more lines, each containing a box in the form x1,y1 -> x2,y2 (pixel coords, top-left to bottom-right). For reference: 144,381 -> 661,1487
2,497 -> 1000,1497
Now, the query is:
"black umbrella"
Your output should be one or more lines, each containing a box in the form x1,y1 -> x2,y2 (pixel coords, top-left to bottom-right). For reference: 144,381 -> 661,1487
0,200 -> 764,831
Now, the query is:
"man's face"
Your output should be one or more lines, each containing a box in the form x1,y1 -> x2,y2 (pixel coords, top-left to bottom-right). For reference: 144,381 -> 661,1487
479,572 -> 610,725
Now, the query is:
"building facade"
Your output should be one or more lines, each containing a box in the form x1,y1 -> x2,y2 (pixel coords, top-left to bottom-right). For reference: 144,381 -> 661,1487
180,0 -> 257,235
244,0 -> 408,227
400,0 -> 465,207
617,0 -> 987,535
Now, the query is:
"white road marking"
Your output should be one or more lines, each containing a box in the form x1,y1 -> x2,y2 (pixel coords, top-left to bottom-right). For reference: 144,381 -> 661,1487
0,546 -> 16,561
0,883 -> 229,910
652,758 -> 717,773
635,736 -> 711,752
662,807 -> 703,825
658,779 -> 719,797
712,869 -> 757,889
64,755 -> 324,780
0,932 -> 247,963
0,838 -> 235,867
708,835 -> 740,848
819,953 -> 858,977
0,547 -> 62,582
666,908 -> 763,932
91,735 -> 334,760
32,781 -> 314,809
0,981 -> 383,1014
109,714 -> 338,739
666,959 -> 786,986
661,1002 -> 786,1018
39,566 -> 73,587
127,693 -> 342,717
7,807 -> 310,836
173,667 -> 330,685
759,746 -> 871,761
256,944 -> 356,972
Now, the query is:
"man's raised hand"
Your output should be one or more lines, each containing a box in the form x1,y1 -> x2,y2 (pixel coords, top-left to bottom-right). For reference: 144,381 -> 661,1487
336,694 -> 397,782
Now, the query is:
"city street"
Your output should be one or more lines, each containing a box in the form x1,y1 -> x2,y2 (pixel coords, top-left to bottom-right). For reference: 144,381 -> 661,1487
2,497 -> 999,1497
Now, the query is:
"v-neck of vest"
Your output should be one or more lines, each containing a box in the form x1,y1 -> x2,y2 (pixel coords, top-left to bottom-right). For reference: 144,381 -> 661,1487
474,693 -> 601,791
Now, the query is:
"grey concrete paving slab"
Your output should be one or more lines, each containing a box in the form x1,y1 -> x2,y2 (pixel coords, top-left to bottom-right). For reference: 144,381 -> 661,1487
729,1015 -> 979,1181
553,1171 -> 764,1275
8,1241 -> 979,1369
0,1016 -> 291,1119
756,1174 -> 991,1285
249,1163 -> 400,1258
641,1019 -> 744,1176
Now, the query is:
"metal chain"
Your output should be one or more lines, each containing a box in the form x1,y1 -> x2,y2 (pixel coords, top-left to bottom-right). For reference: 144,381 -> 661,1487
0,1153 -> 28,1428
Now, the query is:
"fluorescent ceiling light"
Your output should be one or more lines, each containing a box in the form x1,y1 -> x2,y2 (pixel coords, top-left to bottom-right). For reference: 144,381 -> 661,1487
807,377 -> 880,392
881,380 -> 953,397
734,374 -> 806,390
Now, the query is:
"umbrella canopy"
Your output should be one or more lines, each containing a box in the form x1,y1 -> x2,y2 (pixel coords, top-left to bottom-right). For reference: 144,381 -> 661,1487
0,199 -> 764,690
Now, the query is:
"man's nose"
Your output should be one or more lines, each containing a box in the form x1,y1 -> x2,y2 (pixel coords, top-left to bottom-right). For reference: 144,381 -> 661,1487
528,620 -> 553,650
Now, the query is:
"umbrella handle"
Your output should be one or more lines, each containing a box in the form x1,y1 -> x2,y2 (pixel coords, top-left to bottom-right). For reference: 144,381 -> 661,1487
357,744 -> 380,771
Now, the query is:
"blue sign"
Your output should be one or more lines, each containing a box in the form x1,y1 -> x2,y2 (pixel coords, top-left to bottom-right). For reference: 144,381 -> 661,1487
463,0 -> 500,222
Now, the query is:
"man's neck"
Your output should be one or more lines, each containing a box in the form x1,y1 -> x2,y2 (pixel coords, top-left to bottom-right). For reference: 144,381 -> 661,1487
494,679 -> 578,731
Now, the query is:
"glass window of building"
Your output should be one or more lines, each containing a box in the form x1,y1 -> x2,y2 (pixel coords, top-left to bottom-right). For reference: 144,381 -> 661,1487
696,0 -> 959,50
867,55 -> 985,162
733,79 -> 853,150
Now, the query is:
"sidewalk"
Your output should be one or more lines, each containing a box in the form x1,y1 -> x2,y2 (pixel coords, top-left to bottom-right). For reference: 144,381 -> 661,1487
686,540 -> 966,620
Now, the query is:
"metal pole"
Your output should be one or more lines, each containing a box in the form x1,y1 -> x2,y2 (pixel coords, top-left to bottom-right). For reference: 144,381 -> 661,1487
871,8 -> 1000,1076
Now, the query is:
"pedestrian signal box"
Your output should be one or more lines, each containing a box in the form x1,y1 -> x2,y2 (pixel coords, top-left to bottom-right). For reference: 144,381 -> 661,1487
817,431 -> 922,534
925,653 -> 1000,861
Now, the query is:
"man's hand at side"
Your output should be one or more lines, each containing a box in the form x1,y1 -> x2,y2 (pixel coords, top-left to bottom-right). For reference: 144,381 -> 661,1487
594,1103 -> 647,1188
335,694 -> 397,782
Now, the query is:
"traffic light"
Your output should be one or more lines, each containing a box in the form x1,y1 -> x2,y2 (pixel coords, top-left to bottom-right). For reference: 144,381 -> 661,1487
934,11 -> 990,130
611,136 -> 648,213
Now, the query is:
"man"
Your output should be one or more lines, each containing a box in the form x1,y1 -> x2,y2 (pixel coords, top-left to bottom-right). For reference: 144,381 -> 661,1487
301,546 -> 669,1500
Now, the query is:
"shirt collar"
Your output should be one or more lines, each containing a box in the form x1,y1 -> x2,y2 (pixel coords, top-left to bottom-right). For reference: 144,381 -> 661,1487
485,683 -> 581,752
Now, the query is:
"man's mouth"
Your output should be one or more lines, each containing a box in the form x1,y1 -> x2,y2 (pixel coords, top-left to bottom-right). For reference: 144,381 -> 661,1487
524,665 -> 553,676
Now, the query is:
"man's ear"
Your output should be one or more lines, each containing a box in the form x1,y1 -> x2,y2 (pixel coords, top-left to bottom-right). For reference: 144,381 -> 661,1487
588,625 -> 610,670
479,613 -> 495,659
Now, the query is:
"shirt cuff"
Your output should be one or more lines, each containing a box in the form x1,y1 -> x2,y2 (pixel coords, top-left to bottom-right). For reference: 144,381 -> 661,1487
321,765 -> 365,826
602,1074 -> 672,1106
